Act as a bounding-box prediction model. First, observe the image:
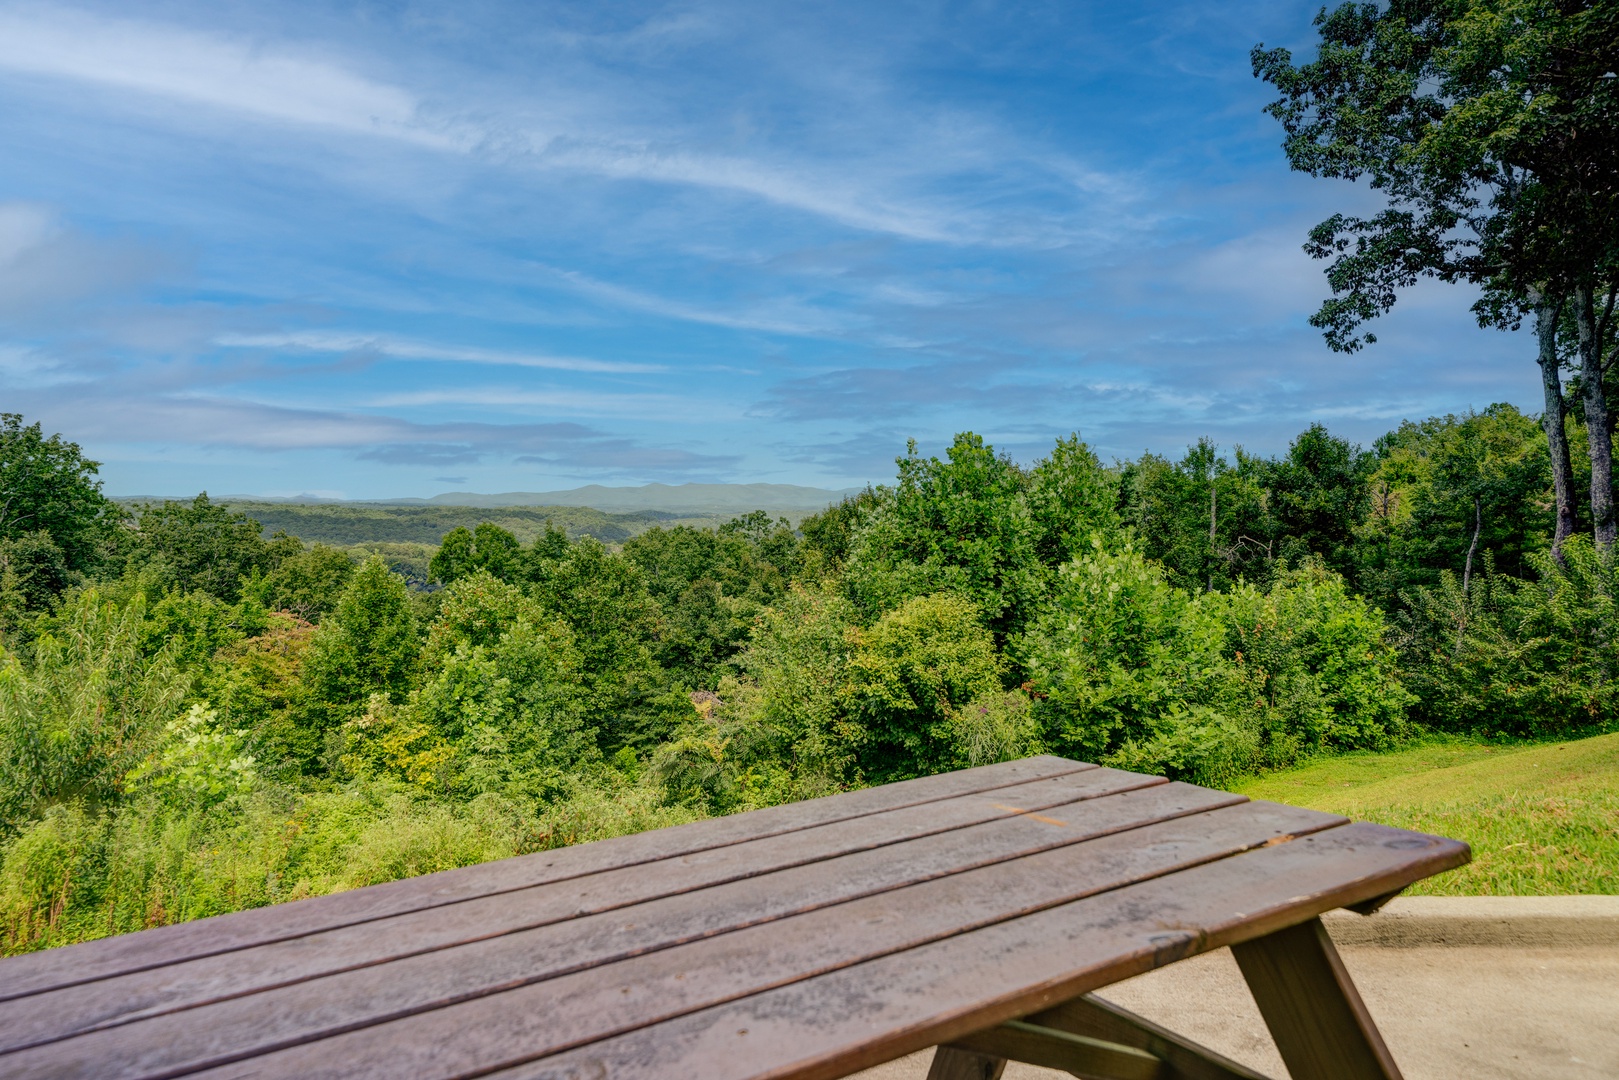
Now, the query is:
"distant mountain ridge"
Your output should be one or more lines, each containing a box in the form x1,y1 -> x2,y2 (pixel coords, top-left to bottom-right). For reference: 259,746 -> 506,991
117,483 -> 863,516
387,483 -> 862,514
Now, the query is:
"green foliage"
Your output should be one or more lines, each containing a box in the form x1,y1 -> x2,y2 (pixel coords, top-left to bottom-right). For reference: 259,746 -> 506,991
1021,543 -> 1410,785
0,532 -> 71,621
428,523 -> 523,585
1357,404 -> 1552,607
1400,537 -> 1619,736
730,584 -> 863,786
202,614 -> 316,777
529,538 -> 667,750
295,558 -> 419,751
250,543 -> 354,621
126,705 -> 257,808
1118,440 -> 1275,592
0,591 -> 188,834
1269,424 -> 1376,579
843,434 -> 1044,639
386,574 -> 595,798
622,517 -> 795,687
0,413 -> 120,579
133,494 -> 269,603
1215,562 -> 1414,754
844,593 -> 1009,782
1026,435 -> 1120,566
1020,541 -> 1247,779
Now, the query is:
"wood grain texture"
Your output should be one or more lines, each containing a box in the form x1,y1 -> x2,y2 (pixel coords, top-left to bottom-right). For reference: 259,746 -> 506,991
1231,917 -> 1403,1080
433,822 -> 1467,1080
0,755 -> 1093,1003
1028,996 -> 1272,1080
0,770 -> 1180,1056
926,1047 -> 1007,1080
99,800 -> 1348,1080
0,758 -> 1469,1080
947,1020 -> 1164,1079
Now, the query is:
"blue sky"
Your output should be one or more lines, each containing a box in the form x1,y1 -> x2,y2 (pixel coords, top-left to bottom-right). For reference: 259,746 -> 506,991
0,1 -> 1537,499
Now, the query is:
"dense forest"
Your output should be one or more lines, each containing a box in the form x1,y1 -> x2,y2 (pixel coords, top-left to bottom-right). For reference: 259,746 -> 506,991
1,398 -> 1614,954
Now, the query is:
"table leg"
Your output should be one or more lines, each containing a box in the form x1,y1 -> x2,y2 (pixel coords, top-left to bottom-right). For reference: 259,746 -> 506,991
1231,916 -> 1402,1080
927,1046 -> 1007,1080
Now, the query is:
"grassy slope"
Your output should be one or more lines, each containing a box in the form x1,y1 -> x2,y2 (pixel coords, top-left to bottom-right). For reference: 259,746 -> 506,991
1232,732 -> 1619,895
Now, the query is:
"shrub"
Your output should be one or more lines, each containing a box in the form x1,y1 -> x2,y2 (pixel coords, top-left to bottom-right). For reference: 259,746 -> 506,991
1401,538 -> 1619,735
843,592 -> 1007,782
1020,544 -> 1411,785
0,591 -> 187,836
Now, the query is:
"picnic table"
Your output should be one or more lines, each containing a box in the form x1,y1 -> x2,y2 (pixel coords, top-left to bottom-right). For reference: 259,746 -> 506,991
0,755 -> 1468,1080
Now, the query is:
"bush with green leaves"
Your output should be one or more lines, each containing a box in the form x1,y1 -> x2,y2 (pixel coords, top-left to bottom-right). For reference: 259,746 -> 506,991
843,592 -> 1013,782
126,704 -> 257,808
1020,543 -> 1410,785
1400,538 -> 1619,736
295,557 -> 419,749
0,591 -> 188,835
392,573 -> 596,799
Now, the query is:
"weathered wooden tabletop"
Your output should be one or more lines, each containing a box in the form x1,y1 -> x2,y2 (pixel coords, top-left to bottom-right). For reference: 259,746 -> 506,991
0,756 -> 1469,1080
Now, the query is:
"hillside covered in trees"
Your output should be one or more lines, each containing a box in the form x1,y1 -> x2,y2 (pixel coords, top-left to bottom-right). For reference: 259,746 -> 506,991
2,400 -> 1613,954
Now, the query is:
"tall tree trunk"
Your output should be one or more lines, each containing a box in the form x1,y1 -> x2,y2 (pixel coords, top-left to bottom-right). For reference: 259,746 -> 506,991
1576,284 -> 1617,547
1463,494 -> 1482,594
1535,294 -> 1577,556
1208,479 -> 1217,593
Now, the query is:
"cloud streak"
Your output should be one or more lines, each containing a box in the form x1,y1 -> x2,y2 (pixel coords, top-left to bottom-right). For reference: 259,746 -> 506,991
215,330 -> 662,374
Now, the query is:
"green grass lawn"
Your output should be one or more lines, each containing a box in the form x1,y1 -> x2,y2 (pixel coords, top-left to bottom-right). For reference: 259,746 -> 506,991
1232,732 -> 1619,895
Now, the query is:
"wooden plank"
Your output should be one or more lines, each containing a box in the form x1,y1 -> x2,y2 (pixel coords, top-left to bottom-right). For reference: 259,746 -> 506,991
0,768 -> 1175,1054
389,822 -> 1464,1080
1029,996 -> 1271,1080
1230,917 -> 1402,1080
0,755 -> 1095,1003
62,800 -> 1349,1080
948,1020 -> 1164,1079
927,1047 -> 1007,1080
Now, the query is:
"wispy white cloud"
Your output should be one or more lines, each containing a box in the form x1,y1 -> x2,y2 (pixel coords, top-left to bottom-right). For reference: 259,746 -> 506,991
0,5 -> 459,148
542,267 -> 853,336
0,7 -> 1135,248
214,330 -> 661,374
368,385 -> 722,419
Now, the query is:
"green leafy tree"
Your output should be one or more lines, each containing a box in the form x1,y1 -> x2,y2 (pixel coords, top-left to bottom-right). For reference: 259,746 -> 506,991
0,531 -> 71,620
428,523 -> 523,585
529,538 -> 670,749
1025,434 -> 1120,566
134,494 -> 269,602
729,584 -> 864,786
797,488 -> 882,580
1269,424 -> 1376,580
0,414 -> 120,584
1019,541 -> 1246,777
252,543 -> 355,622
843,592 -> 1009,783
1020,543 -> 1410,784
1401,537 -> 1619,735
843,433 -> 1043,639
1117,440 -> 1275,592
623,521 -> 793,687
297,558 -> 419,754
1357,404 -> 1552,606
1253,1 -> 1619,548
202,614 -> 316,777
